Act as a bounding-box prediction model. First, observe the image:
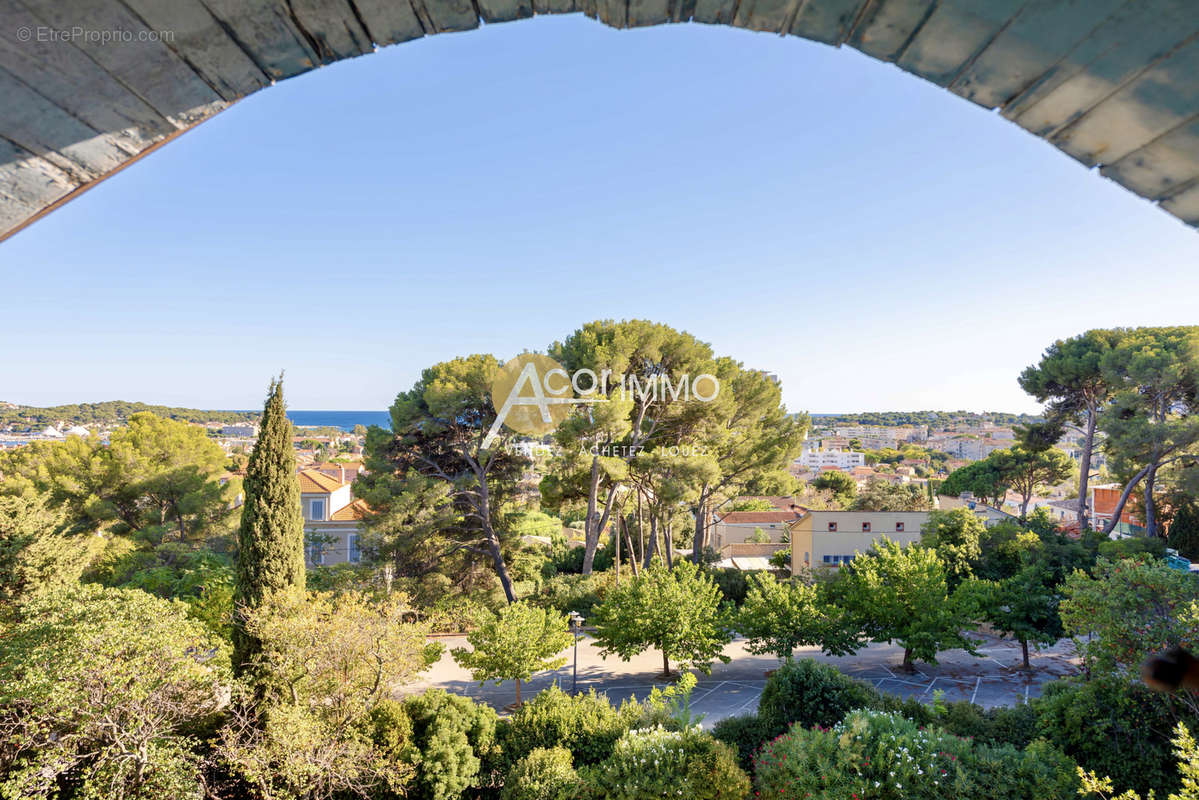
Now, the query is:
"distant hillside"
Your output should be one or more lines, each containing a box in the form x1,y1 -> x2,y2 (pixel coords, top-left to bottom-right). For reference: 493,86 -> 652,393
809,410 -> 1042,429
0,401 -> 258,428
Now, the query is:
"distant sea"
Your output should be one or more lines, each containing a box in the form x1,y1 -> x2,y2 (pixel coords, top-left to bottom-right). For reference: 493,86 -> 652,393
285,410 -> 390,431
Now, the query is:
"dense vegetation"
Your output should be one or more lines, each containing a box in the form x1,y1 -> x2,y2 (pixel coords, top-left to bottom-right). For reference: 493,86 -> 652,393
1,322 -> 1197,799
0,400 -> 257,428
811,411 -> 1044,429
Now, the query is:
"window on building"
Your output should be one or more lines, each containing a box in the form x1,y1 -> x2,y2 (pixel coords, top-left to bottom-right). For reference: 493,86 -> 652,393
843,554 -> 855,563
308,541 -> 324,565
896,522 -> 905,532
861,521 -> 871,532
308,499 -> 325,521
827,521 -> 837,532
823,555 -> 833,563
349,533 -> 360,563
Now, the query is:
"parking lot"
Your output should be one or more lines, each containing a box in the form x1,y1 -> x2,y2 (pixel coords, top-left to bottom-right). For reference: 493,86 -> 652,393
404,632 -> 1081,725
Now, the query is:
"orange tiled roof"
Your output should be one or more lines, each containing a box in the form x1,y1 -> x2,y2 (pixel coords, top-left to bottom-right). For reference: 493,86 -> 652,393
718,511 -> 803,524
330,498 -> 370,521
298,469 -> 345,493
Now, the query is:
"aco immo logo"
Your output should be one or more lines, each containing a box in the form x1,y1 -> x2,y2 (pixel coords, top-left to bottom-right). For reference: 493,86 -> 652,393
483,353 -> 719,449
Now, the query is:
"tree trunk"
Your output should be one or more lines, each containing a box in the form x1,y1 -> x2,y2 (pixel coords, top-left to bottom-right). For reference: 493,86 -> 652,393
1145,464 -> 1159,537
486,532 -> 517,604
1102,464 -> 1152,536
515,677 -> 522,707
901,647 -> 913,671
644,514 -> 659,569
622,516 -> 640,577
661,650 -> 671,678
582,457 -> 601,575
1021,639 -> 1030,670
587,485 -> 619,574
614,514 -> 621,584
636,495 -> 645,566
692,487 -> 709,564
1077,406 -> 1097,532
1020,492 -> 1031,519
664,519 -> 674,569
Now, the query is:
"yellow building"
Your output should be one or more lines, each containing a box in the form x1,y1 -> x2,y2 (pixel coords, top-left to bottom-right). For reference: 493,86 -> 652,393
787,510 -> 930,574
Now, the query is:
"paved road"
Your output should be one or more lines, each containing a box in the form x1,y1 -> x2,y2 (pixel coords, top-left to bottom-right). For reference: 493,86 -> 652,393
402,632 -> 1081,726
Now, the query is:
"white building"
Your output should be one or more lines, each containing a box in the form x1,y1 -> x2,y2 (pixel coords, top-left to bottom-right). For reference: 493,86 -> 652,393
796,447 -> 866,471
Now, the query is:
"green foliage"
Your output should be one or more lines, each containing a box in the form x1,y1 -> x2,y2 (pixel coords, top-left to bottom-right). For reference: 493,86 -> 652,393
580,725 -> 750,800
452,602 -> 573,703
1078,722 -> 1199,800
403,689 -> 500,800
0,412 -> 238,541
851,477 -> 931,511
837,538 -> 978,667
705,566 -> 753,606
497,686 -> 638,771
0,584 -> 229,799
233,377 -> 305,674
590,559 -> 734,675
502,747 -> 582,800
754,709 -> 1077,800
921,507 -> 984,586
737,573 -> 860,661
1035,676 -> 1197,798
811,470 -> 857,505
533,571 -> 614,618
216,592 -> 440,800
940,458 -> 1009,508
711,714 -> 774,771
1059,556 -> 1199,675
0,400 -> 256,427
1168,497 -> 1199,561
756,658 -> 882,739
0,492 -> 100,605
1099,536 -> 1168,560
979,560 -> 1064,667
754,709 -> 969,800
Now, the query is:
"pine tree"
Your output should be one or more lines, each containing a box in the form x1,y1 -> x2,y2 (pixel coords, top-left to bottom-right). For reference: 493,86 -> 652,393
232,377 -> 305,674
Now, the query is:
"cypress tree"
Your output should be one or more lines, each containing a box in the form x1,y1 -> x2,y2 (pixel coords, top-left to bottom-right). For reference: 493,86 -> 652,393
232,376 -> 306,674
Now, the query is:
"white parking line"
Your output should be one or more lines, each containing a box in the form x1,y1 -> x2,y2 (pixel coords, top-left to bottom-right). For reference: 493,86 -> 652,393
970,677 -> 981,704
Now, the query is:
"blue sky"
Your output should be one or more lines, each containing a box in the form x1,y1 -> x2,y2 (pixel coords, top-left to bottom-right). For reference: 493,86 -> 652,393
2,15 -> 1197,414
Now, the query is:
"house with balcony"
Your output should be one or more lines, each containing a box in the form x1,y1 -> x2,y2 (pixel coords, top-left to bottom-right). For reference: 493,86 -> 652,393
299,468 -> 369,566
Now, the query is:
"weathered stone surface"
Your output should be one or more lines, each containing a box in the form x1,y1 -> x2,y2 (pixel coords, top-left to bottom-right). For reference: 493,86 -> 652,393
1,0 -> 1197,241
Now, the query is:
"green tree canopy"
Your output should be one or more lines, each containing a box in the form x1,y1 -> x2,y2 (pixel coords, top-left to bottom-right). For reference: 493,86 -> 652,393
850,477 -> 930,512
920,507 -> 985,588
233,377 -> 305,676
590,559 -> 734,676
452,601 -> 573,706
1060,556 -> 1199,676
836,538 -> 977,669
0,584 -> 230,799
737,572 -> 861,661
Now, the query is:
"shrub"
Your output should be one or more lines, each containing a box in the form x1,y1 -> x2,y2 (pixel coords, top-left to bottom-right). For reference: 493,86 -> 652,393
705,567 -> 753,606
403,689 -> 500,800
711,713 -> 773,771
534,573 -> 614,618
501,747 -> 582,800
931,699 -> 1039,749
755,709 -> 971,800
1034,676 -> 1195,798
580,725 -> 750,800
956,739 -> 1078,800
756,658 -> 882,738
0,584 -> 229,800
497,686 -> 637,770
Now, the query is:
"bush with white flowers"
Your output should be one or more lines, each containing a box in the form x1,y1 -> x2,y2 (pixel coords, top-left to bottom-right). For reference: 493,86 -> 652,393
579,724 -> 750,800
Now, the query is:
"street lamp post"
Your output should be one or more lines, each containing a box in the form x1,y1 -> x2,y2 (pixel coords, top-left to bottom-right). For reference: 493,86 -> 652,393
568,611 -> 583,696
